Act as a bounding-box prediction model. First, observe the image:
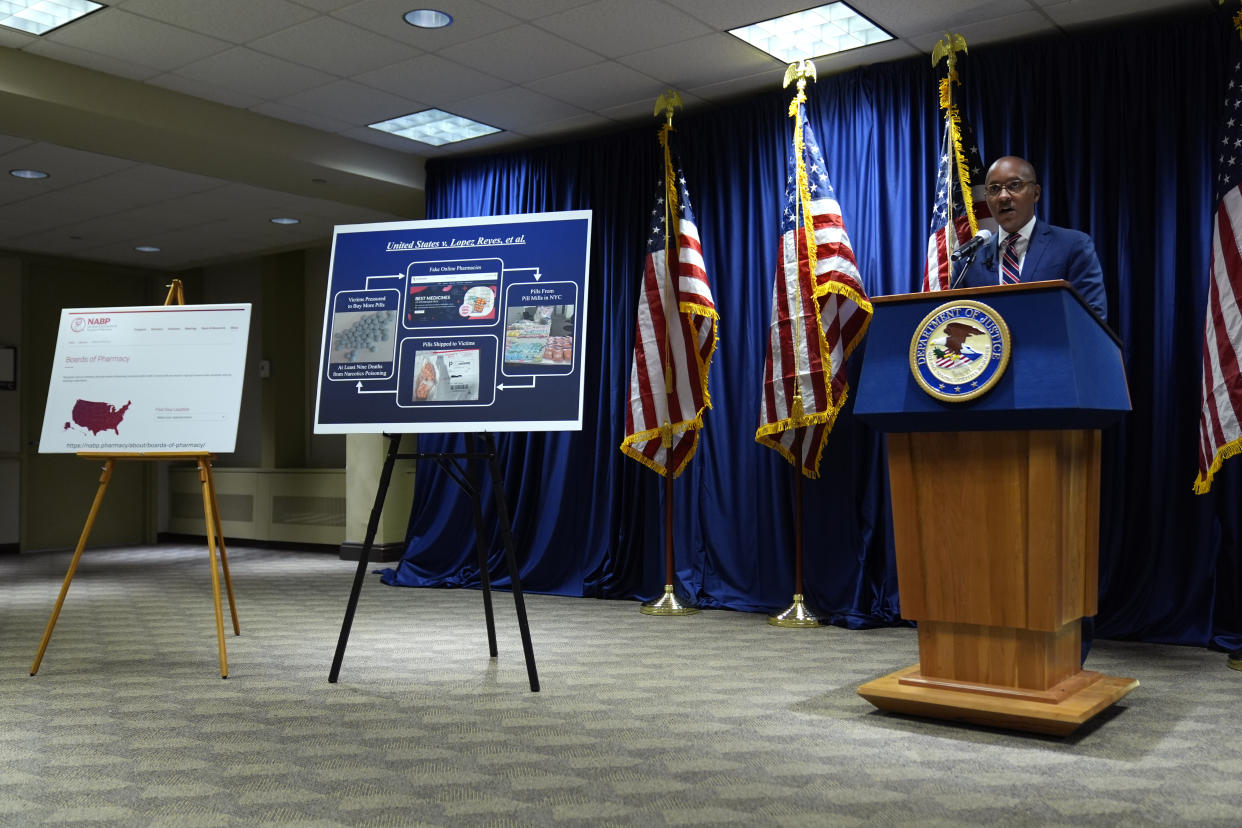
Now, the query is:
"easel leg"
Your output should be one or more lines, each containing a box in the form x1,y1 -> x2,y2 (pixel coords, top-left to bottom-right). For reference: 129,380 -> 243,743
329,433 -> 401,683
466,435 -> 499,658
199,458 -> 229,678
31,459 -> 115,676
482,433 -> 540,692
203,457 -> 240,635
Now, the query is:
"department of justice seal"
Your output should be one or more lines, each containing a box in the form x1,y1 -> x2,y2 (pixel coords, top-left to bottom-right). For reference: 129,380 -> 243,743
910,299 -> 1010,402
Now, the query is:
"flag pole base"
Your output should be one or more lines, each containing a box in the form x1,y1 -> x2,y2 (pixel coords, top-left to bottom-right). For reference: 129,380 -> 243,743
768,594 -> 821,628
640,584 -> 700,616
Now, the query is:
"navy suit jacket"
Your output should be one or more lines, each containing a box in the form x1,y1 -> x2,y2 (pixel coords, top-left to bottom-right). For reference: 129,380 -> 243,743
957,220 -> 1107,320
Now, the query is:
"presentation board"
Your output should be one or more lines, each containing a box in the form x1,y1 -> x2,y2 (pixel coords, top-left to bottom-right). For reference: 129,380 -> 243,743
314,210 -> 592,434
39,304 -> 252,453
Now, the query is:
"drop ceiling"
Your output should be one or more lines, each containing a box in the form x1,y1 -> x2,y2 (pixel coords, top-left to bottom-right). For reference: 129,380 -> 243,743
0,0 -> 1208,270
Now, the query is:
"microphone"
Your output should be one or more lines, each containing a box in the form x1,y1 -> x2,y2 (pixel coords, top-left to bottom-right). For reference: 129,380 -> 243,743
950,228 -> 994,262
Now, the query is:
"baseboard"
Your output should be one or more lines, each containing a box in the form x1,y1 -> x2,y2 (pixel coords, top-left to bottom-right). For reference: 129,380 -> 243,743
0,542 -> 17,555
337,541 -> 407,563
156,532 -> 340,554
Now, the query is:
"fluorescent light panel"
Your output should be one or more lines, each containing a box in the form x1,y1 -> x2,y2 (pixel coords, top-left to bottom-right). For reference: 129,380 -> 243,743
369,109 -> 500,147
0,0 -> 104,36
728,2 -> 891,63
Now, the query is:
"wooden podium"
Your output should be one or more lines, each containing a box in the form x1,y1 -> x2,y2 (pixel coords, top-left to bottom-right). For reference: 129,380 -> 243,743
853,282 -> 1137,736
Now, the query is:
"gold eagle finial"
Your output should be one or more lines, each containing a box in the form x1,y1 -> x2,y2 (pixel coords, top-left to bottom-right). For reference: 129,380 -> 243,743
654,89 -> 683,127
931,33 -> 968,71
783,59 -> 817,89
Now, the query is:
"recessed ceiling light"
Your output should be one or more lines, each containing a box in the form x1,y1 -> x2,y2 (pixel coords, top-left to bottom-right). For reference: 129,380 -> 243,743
270,217 -> 300,225
369,109 -> 500,147
134,245 -> 160,253
728,2 -> 892,63
0,0 -> 105,36
10,168 -> 49,179
403,9 -> 452,28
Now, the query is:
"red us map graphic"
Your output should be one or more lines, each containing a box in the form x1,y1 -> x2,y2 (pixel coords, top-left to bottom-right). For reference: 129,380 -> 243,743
63,399 -> 132,436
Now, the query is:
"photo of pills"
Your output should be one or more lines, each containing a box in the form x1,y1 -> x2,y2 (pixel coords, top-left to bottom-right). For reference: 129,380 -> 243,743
331,309 -> 397,363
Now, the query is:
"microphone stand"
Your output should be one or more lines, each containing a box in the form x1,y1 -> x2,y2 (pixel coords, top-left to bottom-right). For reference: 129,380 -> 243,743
949,242 -> 989,290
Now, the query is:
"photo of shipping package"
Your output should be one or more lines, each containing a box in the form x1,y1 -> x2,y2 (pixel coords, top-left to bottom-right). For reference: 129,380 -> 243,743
412,348 -> 480,402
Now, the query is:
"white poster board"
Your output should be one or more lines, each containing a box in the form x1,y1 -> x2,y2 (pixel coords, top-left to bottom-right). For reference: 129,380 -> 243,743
39,304 -> 251,453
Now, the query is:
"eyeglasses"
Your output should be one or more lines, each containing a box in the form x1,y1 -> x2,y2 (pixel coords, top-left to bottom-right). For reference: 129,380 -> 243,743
984,179 -> 1035,198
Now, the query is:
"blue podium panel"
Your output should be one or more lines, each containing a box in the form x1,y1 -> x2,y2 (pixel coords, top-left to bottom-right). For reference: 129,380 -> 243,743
854,282 -> 1130,432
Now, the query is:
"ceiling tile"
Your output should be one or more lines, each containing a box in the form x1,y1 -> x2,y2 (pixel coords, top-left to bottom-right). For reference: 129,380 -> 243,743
147,73 -> 267,109
905,10 -> 1058,52
249,101 -> 358,133
42,9 -> 232,72
528,61 -> 665,111
853,0 -> 1031,40
1039,0 -> 1204,28
118,0 -> 321,44
22,39 -> 162,80
536,0 -> 711,59
65,207 -> 213,244
281,80 -> 426,126
438,23 -> 602,84
683,71 -> 786,105
332,0 -> 520,49
521,111 -> 613,138
0,143 -> 139,190
0,177 -> 56,208
0,27 -> 34,49
289,0 -> 360,10
0,136 -> 32,155
662,0 -> 839,29
173,46 -> 338,100
453,86 -> 587,131
617,33 -> 779,91
339,126 -> 434,153
4,190 -> 107,226
355,54 -> 510,107
249,16 -> 418,76
811,39 -> 923,77
476,0 -> 596,19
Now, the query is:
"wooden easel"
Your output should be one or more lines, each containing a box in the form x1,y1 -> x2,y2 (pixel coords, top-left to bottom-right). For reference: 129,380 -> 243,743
30,279 -> 240,678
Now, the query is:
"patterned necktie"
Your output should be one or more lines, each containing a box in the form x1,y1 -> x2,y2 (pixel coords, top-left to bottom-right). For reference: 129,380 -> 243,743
1001,235 -> 1022,285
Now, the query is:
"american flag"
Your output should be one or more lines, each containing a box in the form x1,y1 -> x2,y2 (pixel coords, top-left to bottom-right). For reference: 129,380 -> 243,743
756,104 -> 872,478
923,104 -> 992,291
1195,22 -> 1242,495
620,163 -> 717,478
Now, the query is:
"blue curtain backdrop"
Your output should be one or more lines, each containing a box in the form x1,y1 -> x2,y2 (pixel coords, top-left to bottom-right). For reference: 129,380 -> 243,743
381,8 -> 1242,651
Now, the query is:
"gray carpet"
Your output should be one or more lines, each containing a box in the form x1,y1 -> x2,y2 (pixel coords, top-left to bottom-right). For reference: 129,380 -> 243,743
1,545 -> 1239,827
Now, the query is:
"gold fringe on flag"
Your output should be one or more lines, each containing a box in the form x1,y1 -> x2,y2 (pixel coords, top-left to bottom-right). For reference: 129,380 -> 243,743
933,33 -> 979,239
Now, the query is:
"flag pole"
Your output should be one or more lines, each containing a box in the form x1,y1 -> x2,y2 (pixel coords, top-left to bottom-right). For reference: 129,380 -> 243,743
641,91 -> 699,616
769,62 -> 822,628
769,434 -> 820,627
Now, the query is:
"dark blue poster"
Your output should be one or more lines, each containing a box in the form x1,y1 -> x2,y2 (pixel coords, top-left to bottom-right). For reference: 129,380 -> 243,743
313,211 -> 592,433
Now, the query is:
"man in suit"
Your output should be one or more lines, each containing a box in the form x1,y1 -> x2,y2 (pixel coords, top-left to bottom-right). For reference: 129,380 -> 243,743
964,155 -> 1107,664
958,156 -> 1108,320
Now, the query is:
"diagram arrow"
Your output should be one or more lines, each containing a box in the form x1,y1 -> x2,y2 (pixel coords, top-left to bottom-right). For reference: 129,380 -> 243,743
355,381 -> 396,395
497,377 -> 537,390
